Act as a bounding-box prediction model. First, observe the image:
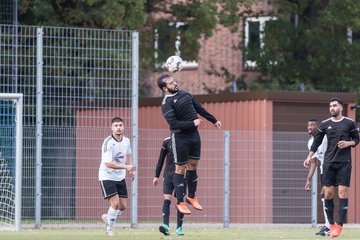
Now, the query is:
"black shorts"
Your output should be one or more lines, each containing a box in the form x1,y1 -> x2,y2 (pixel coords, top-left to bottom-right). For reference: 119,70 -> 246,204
100,179 -> 128,199
322,162 -> 352,187
163,178 -> 175,195
171,130 -> 201,165
163,177 -> 186,197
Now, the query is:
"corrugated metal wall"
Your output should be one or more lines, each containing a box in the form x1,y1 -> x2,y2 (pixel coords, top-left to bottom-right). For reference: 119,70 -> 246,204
136,91 -> 360,223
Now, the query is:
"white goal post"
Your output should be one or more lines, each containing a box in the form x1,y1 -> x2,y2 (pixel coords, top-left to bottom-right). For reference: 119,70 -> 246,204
0,93 -> 23,231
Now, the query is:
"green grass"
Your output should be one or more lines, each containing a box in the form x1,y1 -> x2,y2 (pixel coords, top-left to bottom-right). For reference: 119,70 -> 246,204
2,226 -> 360,240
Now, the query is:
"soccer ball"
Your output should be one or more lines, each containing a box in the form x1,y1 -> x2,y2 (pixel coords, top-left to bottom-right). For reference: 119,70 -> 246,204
165,55 -> 183,73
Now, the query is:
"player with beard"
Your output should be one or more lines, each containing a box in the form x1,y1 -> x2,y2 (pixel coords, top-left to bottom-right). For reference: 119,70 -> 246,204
156,73 -> 221,215
304,98 -> 359,238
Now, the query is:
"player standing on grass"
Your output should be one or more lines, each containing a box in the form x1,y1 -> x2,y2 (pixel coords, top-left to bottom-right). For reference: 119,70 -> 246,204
157,73 -> 221,215
99,117 -> 136,237
153,137 -> 185,236
304,98 -> 359,238
303,119 -> 330,236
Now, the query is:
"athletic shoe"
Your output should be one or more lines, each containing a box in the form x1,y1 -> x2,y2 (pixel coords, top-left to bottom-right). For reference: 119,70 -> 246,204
176,202 -> 191,215
315,225 -> 330,236
186,196 -> 203,210
330,224 -> 342,238
102,214 -> 113,237
106,229 -> 114,237
159,224 -> 170,236
176,227 -> 184,236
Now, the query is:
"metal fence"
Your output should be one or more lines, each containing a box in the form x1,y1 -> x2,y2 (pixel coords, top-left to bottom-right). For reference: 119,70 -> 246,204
0,24 -> 139,227
74,128 -> 313,225
1,24 -> 316,227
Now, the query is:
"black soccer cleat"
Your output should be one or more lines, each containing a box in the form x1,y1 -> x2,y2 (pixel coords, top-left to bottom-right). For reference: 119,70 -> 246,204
315,225 -> 330,236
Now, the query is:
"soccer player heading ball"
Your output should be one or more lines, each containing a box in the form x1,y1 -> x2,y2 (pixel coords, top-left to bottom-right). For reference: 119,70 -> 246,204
157,73 -> 221,215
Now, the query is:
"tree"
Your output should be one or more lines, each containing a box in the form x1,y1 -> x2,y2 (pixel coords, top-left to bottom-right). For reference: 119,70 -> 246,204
249,0 -> 360,94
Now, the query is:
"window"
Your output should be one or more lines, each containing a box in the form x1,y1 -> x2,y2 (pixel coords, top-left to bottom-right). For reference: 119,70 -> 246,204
347,27 -> 360,44
154,21 -> 198,69
244,16 -> 277,68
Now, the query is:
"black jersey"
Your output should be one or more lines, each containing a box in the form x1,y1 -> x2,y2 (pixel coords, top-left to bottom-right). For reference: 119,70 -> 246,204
155,137 -> 175,181
311,117 -> 359,163
161,90 -> 217,133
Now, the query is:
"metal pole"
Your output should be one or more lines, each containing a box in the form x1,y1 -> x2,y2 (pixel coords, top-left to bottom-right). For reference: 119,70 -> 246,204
223,131 -> 230,228
311,167 -> 318,227
14,94 -> 23,231
131,31 -> 139,228
12,0 -> 19,92
35,27 -> 44,228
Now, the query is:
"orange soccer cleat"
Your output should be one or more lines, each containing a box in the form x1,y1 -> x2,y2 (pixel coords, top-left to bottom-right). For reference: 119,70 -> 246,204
186,196 -> 203,211
176,202 -> 191,215
330,223 -> 342,238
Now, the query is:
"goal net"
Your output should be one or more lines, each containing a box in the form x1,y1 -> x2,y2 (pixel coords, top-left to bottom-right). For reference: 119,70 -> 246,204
0,94 -> 23,231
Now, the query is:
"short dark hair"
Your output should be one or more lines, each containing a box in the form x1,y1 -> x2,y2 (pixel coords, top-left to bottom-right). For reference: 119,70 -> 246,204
112,117 -> 124,124
330,97 -> 343,107
157,73 -> 171,90
308,119 -> 318,123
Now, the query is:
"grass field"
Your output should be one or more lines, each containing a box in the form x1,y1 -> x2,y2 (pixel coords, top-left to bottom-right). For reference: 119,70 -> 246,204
2,225 -> 360,240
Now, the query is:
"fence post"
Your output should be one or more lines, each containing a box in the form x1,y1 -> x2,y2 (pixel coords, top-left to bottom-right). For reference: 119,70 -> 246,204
311,168 -> 318,227
35,27 -> 44,229
223,131 -> 230,228
131,31 -> 139,228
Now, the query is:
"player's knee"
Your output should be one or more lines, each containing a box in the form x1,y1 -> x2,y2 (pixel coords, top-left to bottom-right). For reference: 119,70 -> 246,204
118,201 -> 127,211
187,160 -> 198,170
338,187 -> 349,198
164,194 -> 172,200
175,164 -> 186,174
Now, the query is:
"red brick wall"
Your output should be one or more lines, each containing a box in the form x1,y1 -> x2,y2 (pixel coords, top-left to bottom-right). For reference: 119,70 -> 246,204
143,0 -> 276,97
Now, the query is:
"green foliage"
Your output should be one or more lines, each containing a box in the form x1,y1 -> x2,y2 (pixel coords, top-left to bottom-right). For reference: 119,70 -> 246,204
18,0 -> 255,72
218,0 -> 255,32
206,64 -> 248,93
251,0 -> 360,94
20,0 -> 146,29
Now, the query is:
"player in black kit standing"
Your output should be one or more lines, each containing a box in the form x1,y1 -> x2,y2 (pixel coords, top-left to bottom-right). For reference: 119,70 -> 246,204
304,97 -> 359,238
153,137 -> 185,236
157,73 -> 221,215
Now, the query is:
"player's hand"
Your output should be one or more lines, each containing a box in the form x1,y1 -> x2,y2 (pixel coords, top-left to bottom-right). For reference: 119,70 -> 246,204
305,180 -> 311,191
303,158 -> 311,168
214,121 -> 221,129
193,119 -> 203,127
126,164 -> 136,172
129,169 -> 136,181
153,177 -> 159,187
337,140 -> 352,149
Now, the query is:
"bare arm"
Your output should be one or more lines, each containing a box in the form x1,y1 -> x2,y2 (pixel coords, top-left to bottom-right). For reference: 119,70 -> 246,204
304,158 -> 317,191
126,154 -> 136,180
105,159 -> 135,171
303,151 -> 315,168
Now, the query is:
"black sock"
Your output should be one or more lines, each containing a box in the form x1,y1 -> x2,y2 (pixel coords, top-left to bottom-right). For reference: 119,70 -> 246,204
162,199 -> 171,226
339,198 -> 348,226
177,209 -> 184,228
324,199 -> 334,224
173,173 -> 185,204
186,170 -> 198,198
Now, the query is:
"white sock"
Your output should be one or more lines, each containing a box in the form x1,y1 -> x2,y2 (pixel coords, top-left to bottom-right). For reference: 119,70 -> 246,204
107,207 -> 118,230
322,198 -> 330,228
